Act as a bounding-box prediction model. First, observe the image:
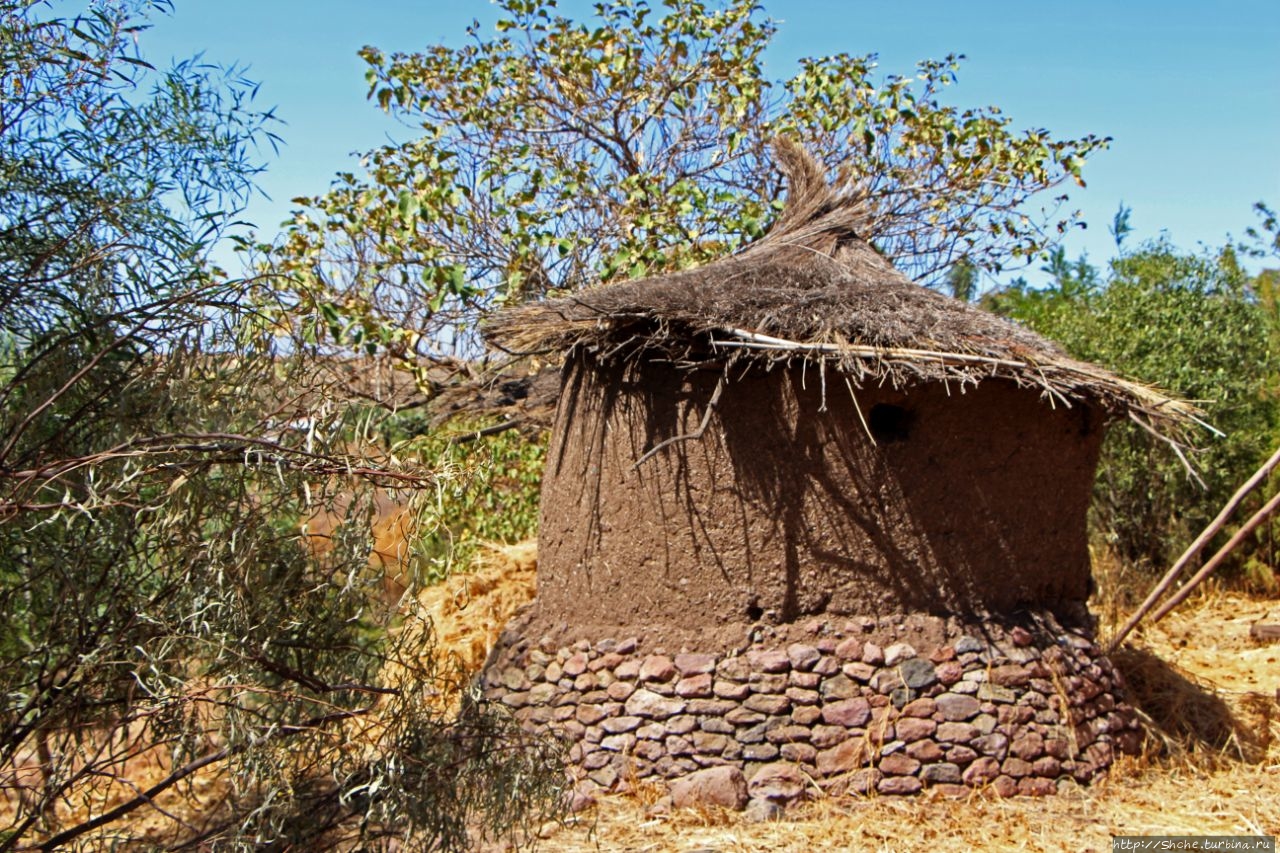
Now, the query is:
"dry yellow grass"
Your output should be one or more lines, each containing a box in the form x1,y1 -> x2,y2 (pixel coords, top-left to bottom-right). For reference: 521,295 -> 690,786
416,539 -> 539,677
538,759 -> 1278,853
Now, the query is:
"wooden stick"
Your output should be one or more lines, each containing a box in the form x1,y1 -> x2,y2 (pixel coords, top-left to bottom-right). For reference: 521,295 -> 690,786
632,376 -> 725,469
1108,444 -> 1280,652
1146,489 -> 1280,625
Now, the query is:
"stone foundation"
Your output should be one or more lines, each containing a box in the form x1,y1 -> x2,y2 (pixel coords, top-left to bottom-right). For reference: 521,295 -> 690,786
481,610 -> 1142,801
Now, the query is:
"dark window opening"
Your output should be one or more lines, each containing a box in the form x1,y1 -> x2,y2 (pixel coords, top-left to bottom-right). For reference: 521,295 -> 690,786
868,404 -> 912,443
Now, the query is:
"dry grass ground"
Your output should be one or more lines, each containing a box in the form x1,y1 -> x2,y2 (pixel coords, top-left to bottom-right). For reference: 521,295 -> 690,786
5,542 -> 1275,850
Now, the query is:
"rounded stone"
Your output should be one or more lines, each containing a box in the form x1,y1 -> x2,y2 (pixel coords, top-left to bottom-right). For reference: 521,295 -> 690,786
716,656 -> 751,681
1010,730 -> 1045,761
780,742 -> 818,764
883,643 -> 918,666
877,776 -> 923,795
563,653 -> 590,678
601,715 -> 643,734
894,717 -> 938,743
674,653 -> 717,675
811,725 -> 849,749
625,689 -> 686,719
1002,756 -> 1034,778
879,752 -> 921,776
639,655 -> 676,682
843,661 -> 876,682
669,766 -> 748,811
1018,777 -> 1057,796
935,661 -> 964,685
816,739 -> 871,776
962,756 -> 1001,786
607,680 -> 636,701
920,762 -> 963,784
935,693 -> 982,721
748,649 -> 791,673
835,637 -> 864,660
601,733 -> 636,752
790,670 -> 822,688
713,680 -> 752,700
936,721 -> 979,743
821,697 -> 872,728
787,643 -> 822,671
744,694 -> 791,715
675,673 -> 714,698
906,739 -> 945,763
901,697 -> 937,718
791,705 -> 823,725
820,674 -> 858,700
743,742 -> 780,761
991,775 -> 1019,797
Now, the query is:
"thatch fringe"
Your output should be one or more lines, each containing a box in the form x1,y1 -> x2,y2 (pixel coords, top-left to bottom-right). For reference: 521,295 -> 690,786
485,137 -> 1200,441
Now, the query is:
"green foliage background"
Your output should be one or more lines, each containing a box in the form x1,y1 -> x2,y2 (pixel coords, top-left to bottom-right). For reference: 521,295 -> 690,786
986,237 -> 1278,580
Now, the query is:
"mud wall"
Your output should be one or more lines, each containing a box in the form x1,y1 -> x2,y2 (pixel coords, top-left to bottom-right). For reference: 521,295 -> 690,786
536,356 -> 1106,643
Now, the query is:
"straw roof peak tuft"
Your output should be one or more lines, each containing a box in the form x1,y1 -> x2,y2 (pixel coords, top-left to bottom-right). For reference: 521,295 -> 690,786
745,136 -> 872,263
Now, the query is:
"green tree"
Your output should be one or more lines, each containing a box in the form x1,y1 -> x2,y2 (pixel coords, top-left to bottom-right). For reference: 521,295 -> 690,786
0,2 -> 560,848
989,240 -> 1276,573
944,256 -> 978,302
262,0 -> 1109,362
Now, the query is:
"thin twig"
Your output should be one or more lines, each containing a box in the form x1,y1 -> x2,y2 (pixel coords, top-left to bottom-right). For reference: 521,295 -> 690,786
632,375 -> 725,469
30,708 -> 374,852
447,420 -> 523,445
845,377 -> 876,446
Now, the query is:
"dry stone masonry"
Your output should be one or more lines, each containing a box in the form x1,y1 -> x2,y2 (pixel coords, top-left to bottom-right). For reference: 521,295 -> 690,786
481,611 -> 1141,805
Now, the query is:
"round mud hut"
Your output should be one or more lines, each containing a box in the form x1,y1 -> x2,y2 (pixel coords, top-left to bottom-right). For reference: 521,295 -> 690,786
480,141 -> 1194,803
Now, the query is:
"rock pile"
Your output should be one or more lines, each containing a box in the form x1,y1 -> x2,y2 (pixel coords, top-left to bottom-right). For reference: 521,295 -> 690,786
481,613 -> 1141,807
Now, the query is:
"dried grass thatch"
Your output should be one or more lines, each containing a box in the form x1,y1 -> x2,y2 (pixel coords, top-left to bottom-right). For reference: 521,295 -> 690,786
487,138 -> 1198,438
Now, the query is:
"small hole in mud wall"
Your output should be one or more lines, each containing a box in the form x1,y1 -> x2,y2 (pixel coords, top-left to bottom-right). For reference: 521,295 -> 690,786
868,404 -> 912,443
746,602 -> 764,621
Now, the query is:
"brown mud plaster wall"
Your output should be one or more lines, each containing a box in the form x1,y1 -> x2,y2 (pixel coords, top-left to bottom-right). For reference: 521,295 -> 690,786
482,612 -> 1141,800
536,355 -> 1106,641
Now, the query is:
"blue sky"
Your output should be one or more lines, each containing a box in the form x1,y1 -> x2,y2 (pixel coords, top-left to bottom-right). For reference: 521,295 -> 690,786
140,1 -> 1280,283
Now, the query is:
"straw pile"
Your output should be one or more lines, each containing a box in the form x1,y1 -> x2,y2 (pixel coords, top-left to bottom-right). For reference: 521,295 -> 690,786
487,139 -> 1198,438
412,539 -> 539,680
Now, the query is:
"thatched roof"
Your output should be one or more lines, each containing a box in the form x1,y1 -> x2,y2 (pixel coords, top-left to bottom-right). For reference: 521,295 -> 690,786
486,139 -> 1198,436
